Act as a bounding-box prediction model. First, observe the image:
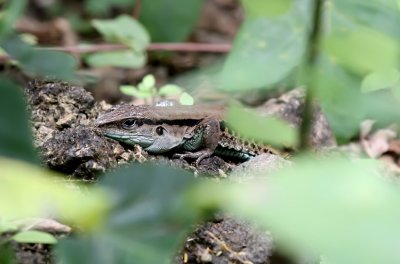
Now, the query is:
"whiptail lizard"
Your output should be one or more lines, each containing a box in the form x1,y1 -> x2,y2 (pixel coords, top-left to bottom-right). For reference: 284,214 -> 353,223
95,104 -> 280,165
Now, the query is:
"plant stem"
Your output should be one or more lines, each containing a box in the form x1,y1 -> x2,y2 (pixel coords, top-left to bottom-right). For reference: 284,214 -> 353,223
299,0 -> 324,151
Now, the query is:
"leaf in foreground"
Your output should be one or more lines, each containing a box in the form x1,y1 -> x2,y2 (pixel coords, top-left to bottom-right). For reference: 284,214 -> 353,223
85,50 -> 146,69
56,163 -> 201,264
219,0 -> 310,91
222,155 -> 400,264
225,102 -> 298,147
139,0 -> 203,42
0,76 -> 38,164
0,158 -> 109,229
241,0 -> 293,17
1,35 -> 77,80
92,15 -> 150,51
12,230 -> 57,244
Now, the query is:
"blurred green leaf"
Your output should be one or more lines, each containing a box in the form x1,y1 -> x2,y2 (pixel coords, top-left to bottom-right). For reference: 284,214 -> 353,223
0,219 -> 18,233
219,0 -> 310,91
223,155 -> 400,264
158,84 -> 183,96
120,85 -> 140,96
92,15 -> 150,51
315,57 -> 364,140
0,246 -> 15,264
316,56 -> 400,141
0,158 -> 109,229
56,163 -> 200,264
1,35 -> 77,80
12,230 -> 57,244
0,0 -> 27,39
322,27 -> 399,74
333,0 -> 400,38
0,77 -> 37,164
179,92 -> 194,105
140,0 -> 203,42
361,69 -> 400,93
226,102 -> 298,147
86,50 -> 146,69
85,0 -> 134,15
140,74 -> 156,91
241,0 -> 293,17
19,33 -> 37,45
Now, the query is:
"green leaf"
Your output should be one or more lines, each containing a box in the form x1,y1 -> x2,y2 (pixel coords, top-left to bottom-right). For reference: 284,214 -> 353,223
223,155 -> 400,264
226,102 -> 298,147
120,85 -> 139,96
0,76 -> 37,164
1,35 -> 77,80
120,85 -> 152,99
333,0 -> 400,38
316,56 -> 400,141
0,0 -> 27,39
0,246 -> 15,264
361,69 -> 400,93
158,84 -> 183,96
56,163 -> 200,264
0,219 -> 18,233
139,0 -> 203,42
0,158 -> 109,230
179,92 -> 194,106
92,15 -> 150,51
85,50 -> 146,69
12,230 -> 57,244
241,0 -> 293,17
322,27 -> 399,74
315,58 -> 363,140
85,0 -> 134,15
139,74 -> 156,91
219,0 -> 310,91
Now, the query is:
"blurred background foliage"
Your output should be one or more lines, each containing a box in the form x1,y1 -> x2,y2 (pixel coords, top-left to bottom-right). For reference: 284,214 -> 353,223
1,0 -> 400,263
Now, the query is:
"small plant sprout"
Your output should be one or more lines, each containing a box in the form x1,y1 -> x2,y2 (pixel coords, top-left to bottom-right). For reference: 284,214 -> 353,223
120,74 -> 194,105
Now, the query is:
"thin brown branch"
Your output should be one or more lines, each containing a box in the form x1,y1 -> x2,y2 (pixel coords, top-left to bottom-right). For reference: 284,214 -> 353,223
0,55 -> 11,63
148,43 -> 231,52
132,0 -> 142,19
0,43 -> 231,64
43,42 -> 232,54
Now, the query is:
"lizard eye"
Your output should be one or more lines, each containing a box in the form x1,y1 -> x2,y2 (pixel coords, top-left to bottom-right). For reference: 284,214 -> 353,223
156,126 -> 164,135
122,119 -> 137,129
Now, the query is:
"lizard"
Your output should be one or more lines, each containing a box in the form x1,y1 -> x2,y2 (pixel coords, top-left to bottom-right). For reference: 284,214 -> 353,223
95,104 -> 281,165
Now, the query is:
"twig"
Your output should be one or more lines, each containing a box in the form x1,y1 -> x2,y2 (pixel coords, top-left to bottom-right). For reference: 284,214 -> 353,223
148,43 -> 231,52
0,55 -> 11,63
0,42 -> 231,63
132,0 -> 142,19
43,42 -> 231,53
299,0 -> 324,150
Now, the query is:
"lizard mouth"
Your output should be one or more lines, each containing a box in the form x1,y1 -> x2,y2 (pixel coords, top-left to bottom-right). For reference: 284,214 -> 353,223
101,130 -> 154,148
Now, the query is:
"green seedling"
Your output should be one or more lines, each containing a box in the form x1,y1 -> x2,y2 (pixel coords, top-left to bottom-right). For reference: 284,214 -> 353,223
120,74 -> 194,105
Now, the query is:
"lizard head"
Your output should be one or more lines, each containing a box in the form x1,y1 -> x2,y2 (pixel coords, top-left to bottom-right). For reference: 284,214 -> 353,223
96,111 -> 186,153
